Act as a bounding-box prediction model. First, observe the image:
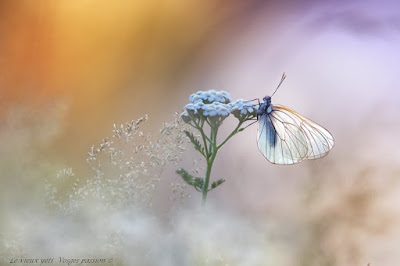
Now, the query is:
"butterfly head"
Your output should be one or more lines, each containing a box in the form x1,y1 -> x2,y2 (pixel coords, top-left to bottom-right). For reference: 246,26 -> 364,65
263,96 -> 272,104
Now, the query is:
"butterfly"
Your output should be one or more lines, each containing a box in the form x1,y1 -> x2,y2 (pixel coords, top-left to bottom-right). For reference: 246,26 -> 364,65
257,73 -> 334,164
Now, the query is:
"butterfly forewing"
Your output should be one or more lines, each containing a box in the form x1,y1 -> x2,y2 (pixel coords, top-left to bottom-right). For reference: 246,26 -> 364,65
257,115 -> 276,161
257,112 -> 308,164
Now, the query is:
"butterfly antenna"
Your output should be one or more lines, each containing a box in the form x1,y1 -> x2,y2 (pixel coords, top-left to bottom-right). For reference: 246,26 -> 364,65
271,72 -> 287,97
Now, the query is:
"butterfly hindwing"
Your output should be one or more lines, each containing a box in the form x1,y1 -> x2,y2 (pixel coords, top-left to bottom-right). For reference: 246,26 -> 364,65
273,105 -> 334,159
257,105 -> 334,165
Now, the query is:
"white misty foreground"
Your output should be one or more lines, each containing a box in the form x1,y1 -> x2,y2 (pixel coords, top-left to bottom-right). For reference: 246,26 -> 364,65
2,103 -> 400,266
2,206 -> 287,265
0,105 -> 287,266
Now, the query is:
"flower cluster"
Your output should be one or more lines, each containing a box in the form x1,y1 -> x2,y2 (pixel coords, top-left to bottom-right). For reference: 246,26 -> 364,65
183,102 -> 230,117
181,90 -> 258,124
229,99 -> 258,119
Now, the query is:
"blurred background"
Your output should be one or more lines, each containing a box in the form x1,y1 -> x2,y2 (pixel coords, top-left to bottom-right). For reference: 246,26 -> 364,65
1,0 -> 400,265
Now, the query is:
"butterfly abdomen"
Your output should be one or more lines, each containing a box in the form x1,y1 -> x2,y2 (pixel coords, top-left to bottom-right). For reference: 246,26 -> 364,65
265,115 -> 277,148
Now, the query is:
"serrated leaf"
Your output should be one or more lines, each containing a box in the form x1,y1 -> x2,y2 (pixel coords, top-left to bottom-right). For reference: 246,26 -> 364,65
184,130 -> 205,155
193,177 -> 204,189
176,168 -> 194,185
211,179 -> 225,190
176,168 -> 204,192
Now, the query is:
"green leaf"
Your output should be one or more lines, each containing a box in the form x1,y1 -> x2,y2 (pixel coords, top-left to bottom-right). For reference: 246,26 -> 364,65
210,179 -> 225,190
184,130 -> 205,156
176,168 -> 204,192
193,177 -> 204,189
176,168 -> 194,185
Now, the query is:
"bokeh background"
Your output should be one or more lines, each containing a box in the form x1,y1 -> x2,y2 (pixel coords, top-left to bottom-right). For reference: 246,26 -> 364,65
1,0 -> 400,265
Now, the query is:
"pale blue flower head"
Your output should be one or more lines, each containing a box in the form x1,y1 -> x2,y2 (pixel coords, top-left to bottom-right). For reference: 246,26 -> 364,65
189,90 -> 232,104
184,103 -> 199,115
182,91 -> 257,125
203,102 -> 230,117
229,99 -> 258,118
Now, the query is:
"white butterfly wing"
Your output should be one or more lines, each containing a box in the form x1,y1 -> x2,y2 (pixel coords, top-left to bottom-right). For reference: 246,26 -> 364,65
257,105 -> 334,165
257,112 -> 308,164
273,105 -> 334,159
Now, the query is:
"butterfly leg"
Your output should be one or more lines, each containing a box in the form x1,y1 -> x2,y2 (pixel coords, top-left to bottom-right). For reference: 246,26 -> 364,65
242,119 -> 258,130
248,98 -> 261,105
248,98 -> 261,120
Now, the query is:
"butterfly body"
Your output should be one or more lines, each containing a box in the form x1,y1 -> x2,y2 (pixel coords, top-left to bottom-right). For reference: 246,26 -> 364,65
257,96 -> 276,148
256,94 -> 334,165
257,96 -> 273,115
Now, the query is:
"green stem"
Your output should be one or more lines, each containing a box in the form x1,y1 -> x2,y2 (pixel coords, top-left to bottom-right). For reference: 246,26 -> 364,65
198,126 -> 210,159
189,120 -> 210,158
201,125 -> 218,207
208,124 -> 214,155
201,151 -> 217,207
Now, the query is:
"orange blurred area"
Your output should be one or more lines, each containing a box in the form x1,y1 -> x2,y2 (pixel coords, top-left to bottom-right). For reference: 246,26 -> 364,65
0,0 -> 258,100
1,1 -> 201,103
0,0 -> 265,167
